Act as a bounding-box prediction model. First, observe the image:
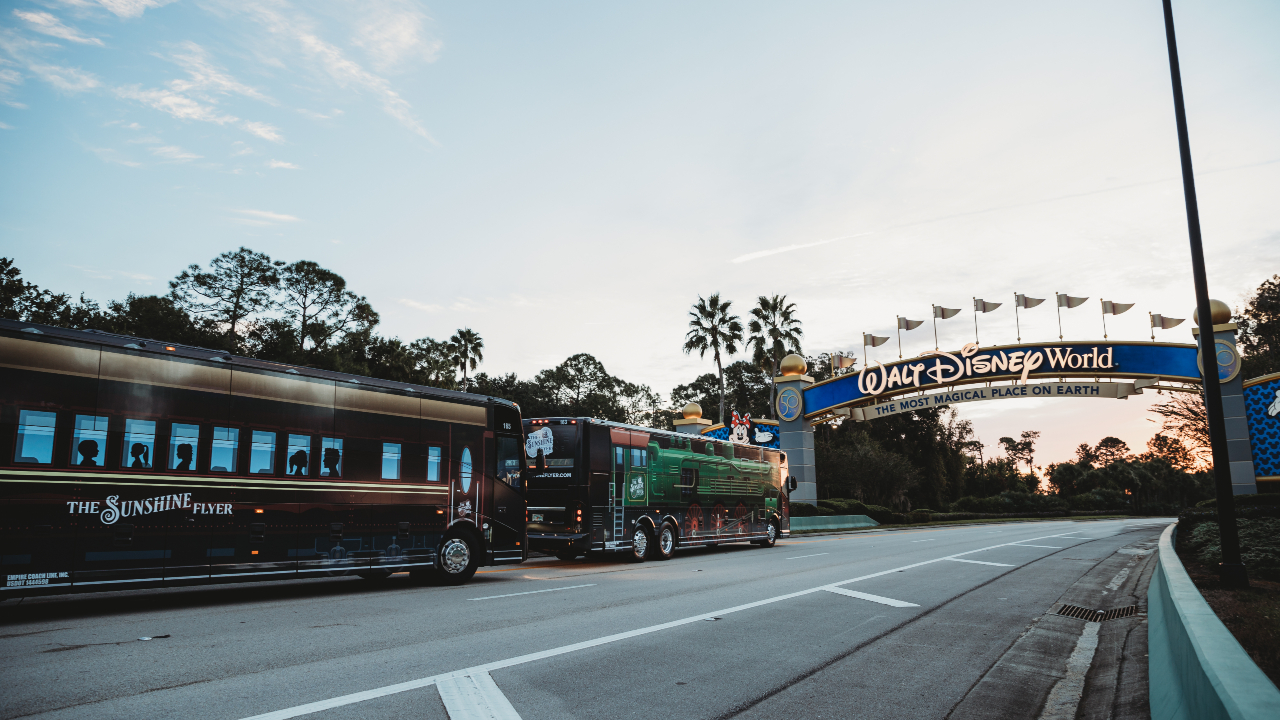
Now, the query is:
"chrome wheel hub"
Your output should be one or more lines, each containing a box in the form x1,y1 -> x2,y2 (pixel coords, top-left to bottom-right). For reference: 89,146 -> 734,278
659,528 -> 674,555
633,529 -> 648,556
767,524 -> 777,542
440,538 -> 471,574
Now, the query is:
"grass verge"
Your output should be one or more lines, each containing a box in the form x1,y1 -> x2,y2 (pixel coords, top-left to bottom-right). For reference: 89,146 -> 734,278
789,514 -> 1141,535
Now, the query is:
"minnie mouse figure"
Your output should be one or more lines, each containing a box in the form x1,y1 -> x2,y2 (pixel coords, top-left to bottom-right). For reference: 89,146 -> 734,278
730,411 -> 751,444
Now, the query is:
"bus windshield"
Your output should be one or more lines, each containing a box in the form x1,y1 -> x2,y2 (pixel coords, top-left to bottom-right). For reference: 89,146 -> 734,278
524,422 -> 577,476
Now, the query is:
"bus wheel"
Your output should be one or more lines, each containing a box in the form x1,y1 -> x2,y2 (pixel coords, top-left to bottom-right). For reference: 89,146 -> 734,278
628,526 -> 652,563
435,533 -> 479,584
756,521 -> 778,548
653,523 -> 676,561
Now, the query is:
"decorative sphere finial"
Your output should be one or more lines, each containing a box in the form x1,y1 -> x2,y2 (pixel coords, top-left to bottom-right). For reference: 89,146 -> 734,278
779,354 -> 807,376
1193,299 -> 1231,326
682,402 -> 702,420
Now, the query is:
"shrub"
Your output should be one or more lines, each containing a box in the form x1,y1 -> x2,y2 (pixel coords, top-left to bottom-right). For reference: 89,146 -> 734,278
789,502 -> 818,517
1196,494 -> 1280,509
1182,518 -> 1280,581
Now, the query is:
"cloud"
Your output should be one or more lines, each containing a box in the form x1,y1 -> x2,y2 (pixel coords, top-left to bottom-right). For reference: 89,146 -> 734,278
0,121 -> 12,129
114,84 -> 237,123
399,298 -> 442,313
167,41 -> 272,103
730,233 -> 873,264
95,0 -> 177,18
231,140 -> 253,156
266,159 -> 297,169
29,64 -> 99,92
242,4 -> 433,141
242,120 -> 282,142
87,146 -> 140,166
234,208 -> 300,222
351,1 -> 442,71
152,144 -> 201,161
13,10 -> 104,46
125,135 -> 162,144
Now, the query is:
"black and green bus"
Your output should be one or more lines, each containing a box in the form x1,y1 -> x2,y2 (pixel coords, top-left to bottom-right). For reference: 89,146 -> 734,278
0,319 -> 527,597
523,417 -> 791,561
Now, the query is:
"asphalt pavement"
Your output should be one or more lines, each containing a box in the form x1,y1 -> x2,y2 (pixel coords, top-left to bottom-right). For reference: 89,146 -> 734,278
0,518 -> 1169,720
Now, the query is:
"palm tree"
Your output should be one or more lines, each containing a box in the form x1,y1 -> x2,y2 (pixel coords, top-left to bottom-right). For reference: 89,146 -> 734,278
683,294 -> 743,424
449,328 -> 484,390
748,294 -> 803,415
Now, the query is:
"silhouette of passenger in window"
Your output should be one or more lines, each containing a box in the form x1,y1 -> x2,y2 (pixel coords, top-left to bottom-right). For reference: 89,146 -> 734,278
78,439 -> 99,466
289,449 -> 308,476
174,443 -> 193,471
130,443 -> 151,469
322,448 -> 341,478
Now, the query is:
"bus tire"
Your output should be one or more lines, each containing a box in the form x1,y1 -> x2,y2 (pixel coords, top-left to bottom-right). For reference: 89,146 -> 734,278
628,525 -> 652,563
435,532 -> 479,584
756,521 -> 778,548
653,522 -> 676,561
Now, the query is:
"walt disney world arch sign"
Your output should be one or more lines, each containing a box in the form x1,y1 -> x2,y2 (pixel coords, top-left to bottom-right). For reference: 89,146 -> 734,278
800,340 -> 1201,424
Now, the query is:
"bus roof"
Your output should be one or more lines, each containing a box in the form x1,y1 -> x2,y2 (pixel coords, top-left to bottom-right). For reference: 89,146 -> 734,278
1,318 -> 517,411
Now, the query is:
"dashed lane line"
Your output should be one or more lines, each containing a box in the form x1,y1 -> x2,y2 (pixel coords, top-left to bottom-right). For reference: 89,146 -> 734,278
946,558 -> 1015,567
786,553 -> 830,560
235,529 -> 1088,720
468,584 -> 596,601
1010,544 -> 1064,549
437,671 -> 523,720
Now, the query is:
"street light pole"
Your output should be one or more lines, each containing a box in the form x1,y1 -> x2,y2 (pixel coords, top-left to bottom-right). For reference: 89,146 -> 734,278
1161,0 -> 1247,587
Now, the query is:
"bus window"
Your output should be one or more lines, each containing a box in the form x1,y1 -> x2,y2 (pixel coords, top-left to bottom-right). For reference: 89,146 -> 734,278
630,448 -> 646,468
426,446 -> 442,481
460,447 -> 473,492
286,434 -> 311,475
120,418 -> 155,469
169,423 -> 199,471
382,443 -> 402,480
321,437 -> 342,477
250,431 -> 277,474
496,436 -> 521,490
13,409 -> 56,464
211,427 -> 239,472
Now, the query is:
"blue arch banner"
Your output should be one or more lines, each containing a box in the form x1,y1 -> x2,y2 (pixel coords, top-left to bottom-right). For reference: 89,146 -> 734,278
803,341 -> 1200,418
1244,373 -> 1280,481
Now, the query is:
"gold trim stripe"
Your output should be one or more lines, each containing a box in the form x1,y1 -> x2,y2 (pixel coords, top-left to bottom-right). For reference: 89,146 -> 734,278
1243,372 -> 1280,389
0,469 -> 450,495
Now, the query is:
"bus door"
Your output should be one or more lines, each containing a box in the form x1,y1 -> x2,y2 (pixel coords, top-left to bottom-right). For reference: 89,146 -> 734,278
1,468 -> 77,595
487,432 -> 525,563
678,459 -> 704,538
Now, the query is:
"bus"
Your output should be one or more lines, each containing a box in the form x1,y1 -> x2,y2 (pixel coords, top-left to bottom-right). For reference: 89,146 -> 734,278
0,319 -> 527,597
522,417 -> 791,561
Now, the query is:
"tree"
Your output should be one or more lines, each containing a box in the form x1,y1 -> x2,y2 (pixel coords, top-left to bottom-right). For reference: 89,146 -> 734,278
1074,442 -> 1098,467
1235,274 -> 1280,378
277,261 -> 378,358
1141,433 -> 1196,470
1093,436 -> 1132,466
449,328 -> 484,390
169,247 -> 282,352
998,430 -> 1040,474
1149,392 -> 1210,463
747,294 -> 803,415
683,293 -> 743,425
411,338 -> 458,389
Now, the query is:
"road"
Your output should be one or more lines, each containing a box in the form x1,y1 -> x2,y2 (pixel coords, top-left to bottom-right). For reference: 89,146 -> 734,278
0,518 -> 1169,720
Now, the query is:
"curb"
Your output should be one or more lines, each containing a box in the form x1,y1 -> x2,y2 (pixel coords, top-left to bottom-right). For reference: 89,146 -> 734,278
1148,523 -> 1280,719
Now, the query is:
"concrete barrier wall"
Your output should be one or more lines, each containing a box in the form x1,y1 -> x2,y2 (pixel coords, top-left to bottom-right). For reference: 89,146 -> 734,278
1148,523 -> 1280,719
789,515 -> 879,532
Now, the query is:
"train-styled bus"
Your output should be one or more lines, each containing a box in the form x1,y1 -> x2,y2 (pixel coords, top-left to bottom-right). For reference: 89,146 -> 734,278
0,319 -> 526,597
522,417 -> 791,561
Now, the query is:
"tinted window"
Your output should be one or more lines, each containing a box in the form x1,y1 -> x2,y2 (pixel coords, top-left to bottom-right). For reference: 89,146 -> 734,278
14,410 -> 56,464
72,415 -> 108,467
524,423 -> 576,467
496,437 -> 521,490
123,419 -> 156,469
250,431 -> 277,474
460,447 -> 473,492
211,427 -> 239,473
321,437 -> 342,477
287,434 -> 311,476
382,443 -> 401,480
169,423 -> 199,471
426,446 -> 442,481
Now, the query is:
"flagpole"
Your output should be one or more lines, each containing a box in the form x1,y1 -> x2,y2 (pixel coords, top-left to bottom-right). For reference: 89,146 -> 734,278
1056,292 -> 1063,340
1101,299 -> 1108,339
896,317 -> 902,359
1014,292 -> 1021,342
1163,0 -> 1245,587
973,298 -> 979,345
1150,313 -> 1155,342
933,314 -> 939,351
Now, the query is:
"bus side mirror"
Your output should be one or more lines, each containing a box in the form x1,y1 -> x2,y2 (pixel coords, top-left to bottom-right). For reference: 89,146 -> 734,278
787,476 -> 798,492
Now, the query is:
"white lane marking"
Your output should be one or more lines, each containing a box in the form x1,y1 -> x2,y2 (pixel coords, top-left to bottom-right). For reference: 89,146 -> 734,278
946,558 -> 1015,567
469,584 -> 595,601
437,672 -> 522,720
1037,622 -> 1101,720
786,553 -> 830,560
824,587 -> 919,607
236,528 -> 1084,720
1010,544 -> 1062,549
911,539 -> 937,543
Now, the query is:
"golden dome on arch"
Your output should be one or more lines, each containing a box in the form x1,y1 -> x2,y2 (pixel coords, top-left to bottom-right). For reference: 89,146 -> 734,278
1192,299 -> 1232,326
681,402 -> 703,420
779,354 -> 807,376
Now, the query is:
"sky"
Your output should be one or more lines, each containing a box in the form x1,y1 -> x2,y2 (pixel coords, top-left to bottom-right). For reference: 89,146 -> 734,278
1,0 -> 1277,468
